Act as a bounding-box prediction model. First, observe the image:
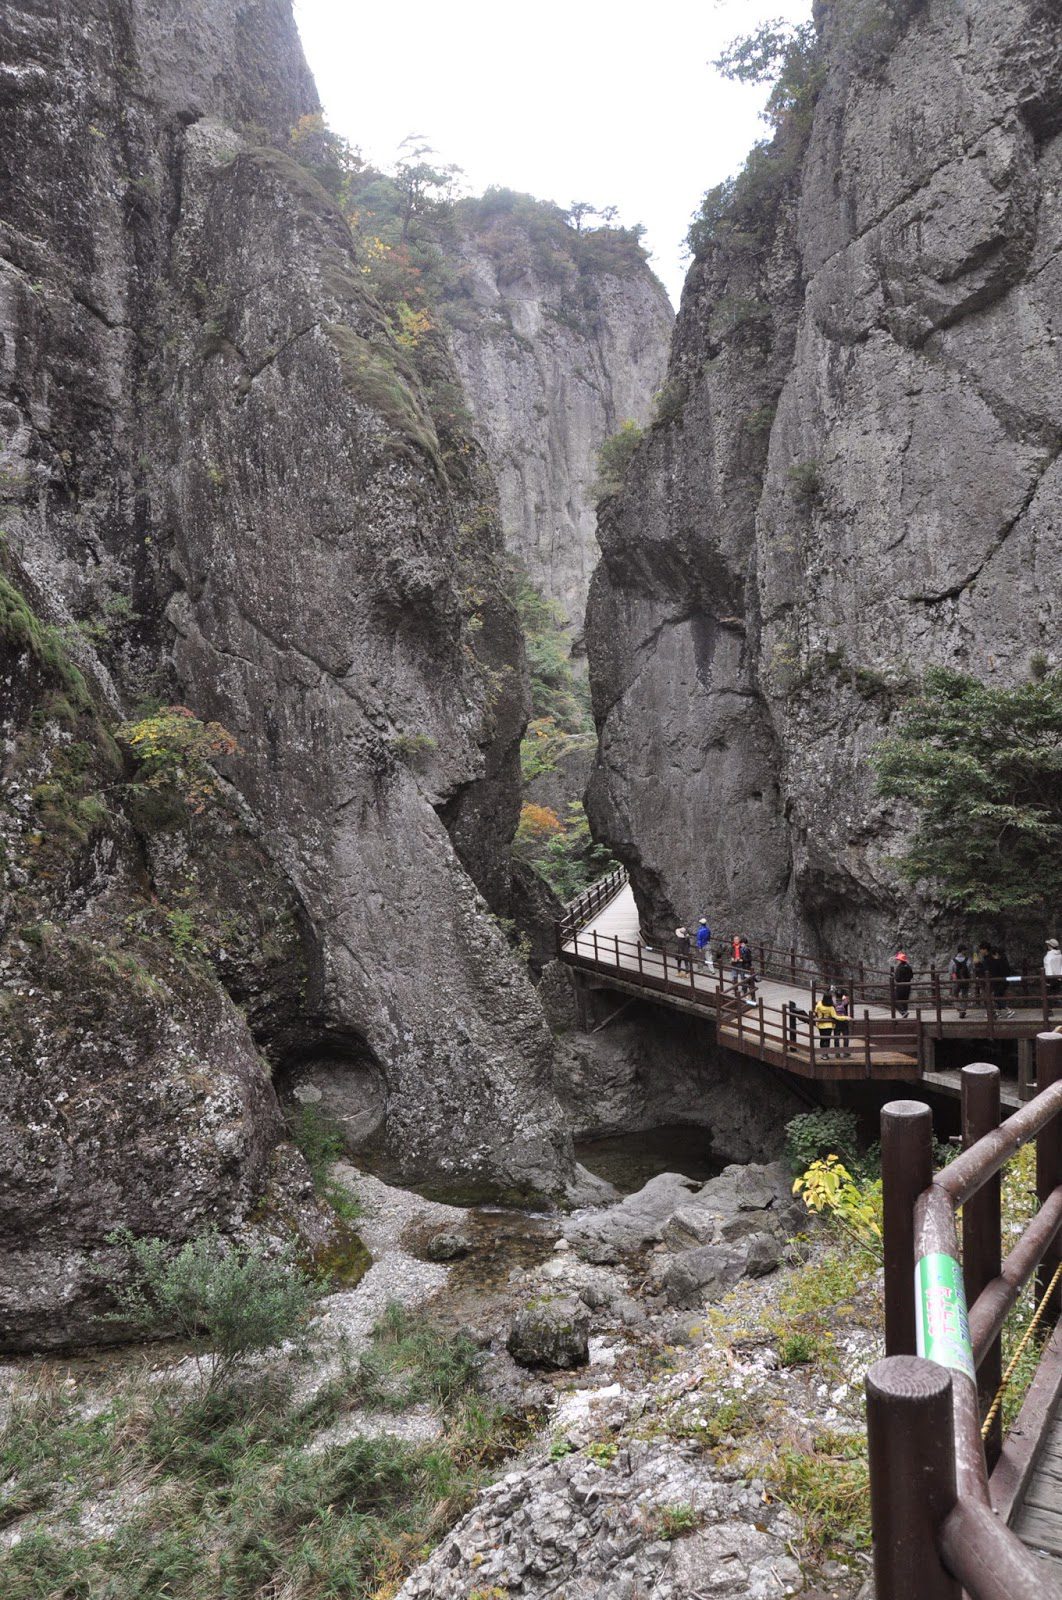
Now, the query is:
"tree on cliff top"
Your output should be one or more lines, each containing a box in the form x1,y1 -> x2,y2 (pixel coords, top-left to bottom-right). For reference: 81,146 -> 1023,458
872,668 -> 1062,922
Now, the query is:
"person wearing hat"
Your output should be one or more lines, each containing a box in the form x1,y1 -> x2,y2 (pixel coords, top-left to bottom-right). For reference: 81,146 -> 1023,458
695,917 -> 715,973
1046,939 -> 1062,1003
674,925 -> 692,974
893,950 -> 914,1018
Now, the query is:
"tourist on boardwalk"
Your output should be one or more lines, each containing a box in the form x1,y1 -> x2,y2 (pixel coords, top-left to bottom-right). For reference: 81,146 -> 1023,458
731,934 -> 757,1005
814,989 -> 841,1050
949,944 -> 972,1018
696,918 -> 715,972
1046,939 -> 1062,1004
834,990 -> 852,1054
972,943 -> 990,1011
892,952 -> 913,1017
988,946 -> 1013,1018
675,925 -> 692,974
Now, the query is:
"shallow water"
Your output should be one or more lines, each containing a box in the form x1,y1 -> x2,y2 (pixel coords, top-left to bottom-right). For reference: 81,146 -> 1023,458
575,1124 -> 723,1194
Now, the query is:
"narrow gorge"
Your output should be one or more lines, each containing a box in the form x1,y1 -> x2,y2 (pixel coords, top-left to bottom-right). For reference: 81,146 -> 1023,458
2,1 -> 1060,1597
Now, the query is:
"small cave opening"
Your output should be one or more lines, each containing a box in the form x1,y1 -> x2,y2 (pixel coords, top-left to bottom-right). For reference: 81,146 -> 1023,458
275,1028 -> 388,1158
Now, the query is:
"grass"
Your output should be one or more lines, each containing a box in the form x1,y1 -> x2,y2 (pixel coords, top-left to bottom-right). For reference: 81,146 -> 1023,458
289,1102 -> 364,1223
769,1430 -> 871,1552
0,1305 -> 526,1600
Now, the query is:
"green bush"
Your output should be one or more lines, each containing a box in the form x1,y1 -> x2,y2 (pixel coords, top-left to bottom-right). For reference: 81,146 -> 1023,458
593,420 -> 643,501
784,1109 -> 860,1174
105,1228 -> 318,1390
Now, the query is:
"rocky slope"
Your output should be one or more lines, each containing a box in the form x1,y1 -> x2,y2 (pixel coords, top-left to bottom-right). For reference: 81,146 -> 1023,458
586,0 -> 1062,964
0,0 -> 585,1344
444,198 -> 673,636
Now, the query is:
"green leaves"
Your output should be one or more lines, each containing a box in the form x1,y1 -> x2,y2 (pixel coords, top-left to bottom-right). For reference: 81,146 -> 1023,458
872,668 -> 1062,919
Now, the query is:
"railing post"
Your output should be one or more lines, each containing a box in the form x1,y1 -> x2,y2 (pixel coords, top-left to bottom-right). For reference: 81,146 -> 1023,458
614,934 -> 620,971
866,1356 -> 961,1600
758,996 -> 764,1047
881,1100 -> 934,1356
637,941 -> 643,979
932,968 -> 941,1027
1036,1032 -> 1062,1319
863,1009 -> 872,1077
889,971 -> 896,1018
961,1063 -> 1002,1468
808,1012 -> 816,1069
915,1008 -> 924,1075
662,945 -> 668,987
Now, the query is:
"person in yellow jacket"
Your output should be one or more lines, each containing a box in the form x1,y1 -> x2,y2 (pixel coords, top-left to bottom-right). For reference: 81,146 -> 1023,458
813,989 -> 842,1051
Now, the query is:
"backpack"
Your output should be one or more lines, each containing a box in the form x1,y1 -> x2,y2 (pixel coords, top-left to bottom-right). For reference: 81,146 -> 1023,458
951,954 -> 970,979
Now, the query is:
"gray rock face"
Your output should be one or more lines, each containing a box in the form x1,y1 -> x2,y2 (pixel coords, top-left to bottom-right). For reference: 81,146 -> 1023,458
507,1294 -> 591,1369
396,1439 -> 802,1600
586,0 -> 1062,963
445,214 -> 673,631
0,0 -> 575,1221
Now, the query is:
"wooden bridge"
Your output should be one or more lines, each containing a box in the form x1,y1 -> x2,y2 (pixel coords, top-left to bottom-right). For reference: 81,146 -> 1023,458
556,869 -> 1054,1101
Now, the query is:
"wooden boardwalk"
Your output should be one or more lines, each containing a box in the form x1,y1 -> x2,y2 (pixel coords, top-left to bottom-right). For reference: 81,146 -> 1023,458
559,875 -> 1046,1096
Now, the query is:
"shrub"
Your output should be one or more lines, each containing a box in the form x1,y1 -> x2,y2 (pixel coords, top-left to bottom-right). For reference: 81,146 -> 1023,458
391,730 -> 438,764
793,1156 -> 883,1260
117,705 -> 238,816
593,419 -> 643,501
105,1228 -> 318,1390
515,802 -> 563,843
785,1108 -> 859,1173
788,458 -> 823,507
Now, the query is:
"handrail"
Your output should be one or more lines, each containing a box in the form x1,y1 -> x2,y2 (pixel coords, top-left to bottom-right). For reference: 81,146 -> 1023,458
868,1036 -> 1062,1600
561,921 -> 921,1075
556,871 -> 1058,1029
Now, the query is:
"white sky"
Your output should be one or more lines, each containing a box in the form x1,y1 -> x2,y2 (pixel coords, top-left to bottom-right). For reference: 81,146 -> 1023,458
291,0 -> 813,307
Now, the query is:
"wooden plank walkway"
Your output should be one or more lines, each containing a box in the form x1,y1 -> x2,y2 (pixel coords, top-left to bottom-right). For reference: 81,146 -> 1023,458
1013,1416 -> 1062,1575
560,879 -> 1048,1090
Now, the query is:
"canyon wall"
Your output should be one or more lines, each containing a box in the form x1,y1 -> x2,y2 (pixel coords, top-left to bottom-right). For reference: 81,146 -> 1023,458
444,203 -> 673,636
0,0 -> 579,1343
587,0 -> 1062,965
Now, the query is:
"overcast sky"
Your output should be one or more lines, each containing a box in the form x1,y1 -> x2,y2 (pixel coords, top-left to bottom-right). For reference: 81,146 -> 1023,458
291,0 -> 813,307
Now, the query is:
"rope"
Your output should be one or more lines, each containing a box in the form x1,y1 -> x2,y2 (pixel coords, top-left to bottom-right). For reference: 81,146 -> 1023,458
981,1261 -> 1062,1440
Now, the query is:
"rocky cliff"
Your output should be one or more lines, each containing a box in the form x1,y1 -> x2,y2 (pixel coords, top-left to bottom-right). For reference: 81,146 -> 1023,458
587,0 -> 1062,964
443,197 -> 673,637
0,0 -> 579,1344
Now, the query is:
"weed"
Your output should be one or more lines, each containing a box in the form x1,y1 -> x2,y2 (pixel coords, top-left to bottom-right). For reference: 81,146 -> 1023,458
657,1501 -> 701,1539
778,1331 -> 821,1366
769,1431 -> 871,1553
584,1440 -> 617,1466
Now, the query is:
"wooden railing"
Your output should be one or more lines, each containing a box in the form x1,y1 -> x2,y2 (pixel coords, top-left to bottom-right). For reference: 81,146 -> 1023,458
557,870 -> 1060,1036
867,1034 -> 1062,1599
558,919 -> 922,1077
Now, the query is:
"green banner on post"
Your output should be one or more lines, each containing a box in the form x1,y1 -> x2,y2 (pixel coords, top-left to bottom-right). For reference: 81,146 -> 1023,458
916,1252 -> 975,1381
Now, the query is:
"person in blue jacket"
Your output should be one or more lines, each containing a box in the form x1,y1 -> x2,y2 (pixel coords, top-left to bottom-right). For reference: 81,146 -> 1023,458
696,917 -> 715,972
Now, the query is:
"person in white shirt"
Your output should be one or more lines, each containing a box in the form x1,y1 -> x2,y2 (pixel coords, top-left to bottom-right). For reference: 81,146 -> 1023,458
1046,938 -> 1062,1003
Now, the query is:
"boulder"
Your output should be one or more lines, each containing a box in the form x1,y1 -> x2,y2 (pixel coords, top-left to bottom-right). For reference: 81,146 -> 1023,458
507,1296 -> 591,1369
564,1172 -> 700,1262
424,1230 -> 473,1263
661,1244 -> 748,1308
744,1232 -> 783,1278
